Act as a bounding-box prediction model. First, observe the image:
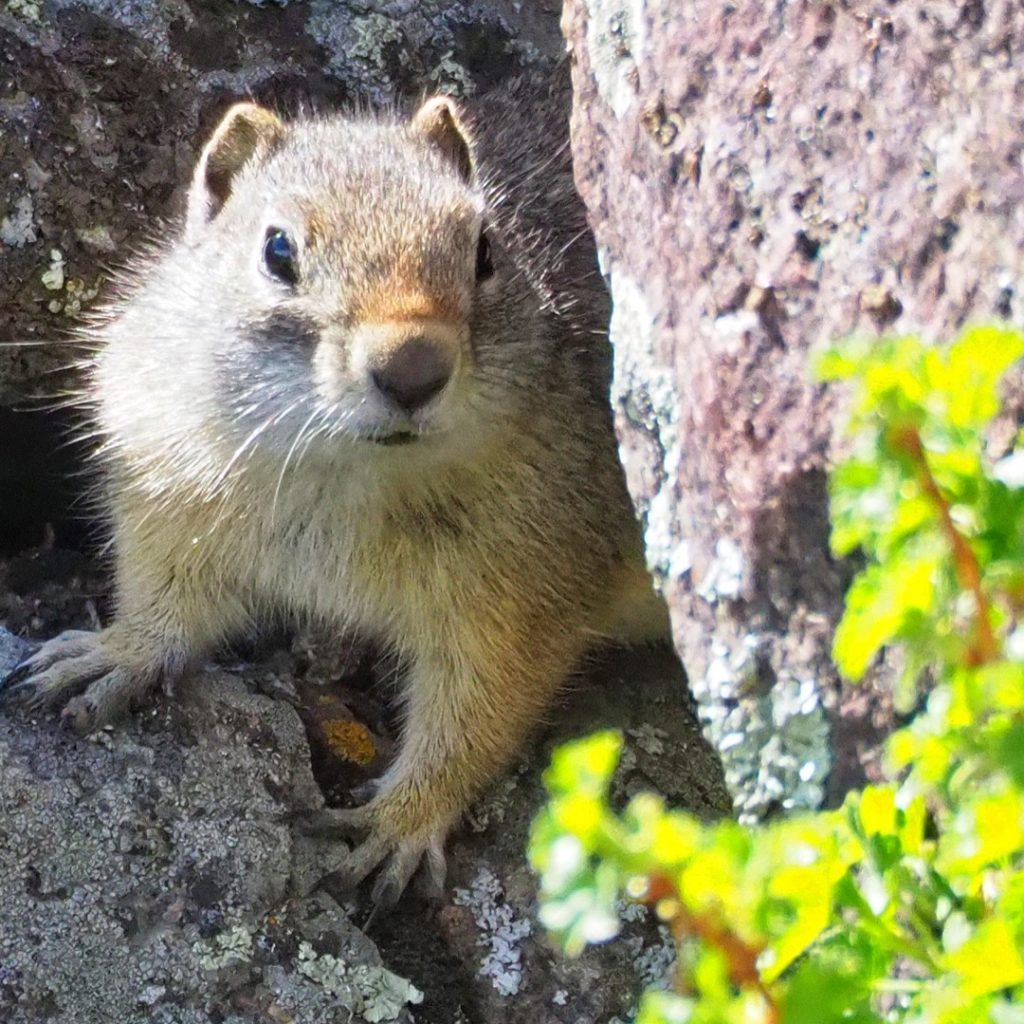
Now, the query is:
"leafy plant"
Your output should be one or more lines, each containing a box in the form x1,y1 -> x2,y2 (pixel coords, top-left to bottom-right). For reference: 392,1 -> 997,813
529,325 -> 1024,1023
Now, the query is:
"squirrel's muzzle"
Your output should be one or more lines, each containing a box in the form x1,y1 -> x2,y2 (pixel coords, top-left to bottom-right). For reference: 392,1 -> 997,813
370,335 -> 453,413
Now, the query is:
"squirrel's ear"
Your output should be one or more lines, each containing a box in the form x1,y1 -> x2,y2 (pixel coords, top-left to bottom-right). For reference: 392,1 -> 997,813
411,97 -> 474,182
186,103 -> 284,239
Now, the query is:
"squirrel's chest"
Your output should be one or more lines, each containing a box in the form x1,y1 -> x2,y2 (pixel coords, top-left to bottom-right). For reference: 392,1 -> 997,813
248,486 -> 477,627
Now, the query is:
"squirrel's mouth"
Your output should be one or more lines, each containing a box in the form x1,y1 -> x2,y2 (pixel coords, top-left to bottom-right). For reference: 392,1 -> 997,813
370,432 -> 418,447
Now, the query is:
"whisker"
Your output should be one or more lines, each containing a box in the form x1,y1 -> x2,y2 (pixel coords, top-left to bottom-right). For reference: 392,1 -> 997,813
209,396 -> 305,493
270,405 -> 323,526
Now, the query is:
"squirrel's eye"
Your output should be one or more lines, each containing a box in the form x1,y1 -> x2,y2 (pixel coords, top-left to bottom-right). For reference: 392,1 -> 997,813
262,229 -> 298,285
475,232 -> 494,283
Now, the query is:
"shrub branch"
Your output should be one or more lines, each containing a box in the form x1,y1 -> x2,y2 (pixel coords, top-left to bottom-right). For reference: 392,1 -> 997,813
892,424 -> 1000,665
647,875 -> 780,1021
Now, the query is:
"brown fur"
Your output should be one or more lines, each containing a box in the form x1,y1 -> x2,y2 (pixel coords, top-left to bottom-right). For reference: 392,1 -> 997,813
3,70 -> 667,903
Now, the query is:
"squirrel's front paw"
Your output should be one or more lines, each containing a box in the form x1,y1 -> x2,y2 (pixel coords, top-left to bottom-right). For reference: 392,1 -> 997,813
303,799 -> 449,907
0,628 -> 157,733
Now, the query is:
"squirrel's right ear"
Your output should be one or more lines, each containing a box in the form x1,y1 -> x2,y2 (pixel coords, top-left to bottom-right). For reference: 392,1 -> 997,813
411,97 -> 474,182
185,103 -> 285,239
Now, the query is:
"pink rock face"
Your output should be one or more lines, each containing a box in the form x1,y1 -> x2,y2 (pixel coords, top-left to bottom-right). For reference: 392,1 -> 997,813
563,0 -> 1024,816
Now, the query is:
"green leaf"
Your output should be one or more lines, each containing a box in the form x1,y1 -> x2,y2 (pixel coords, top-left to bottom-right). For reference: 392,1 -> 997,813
992,722 -> 1024,788
833,547 -> 939,680
779,961 -> 875,1024
944,918 -> 1024,996
543,730 -> 622,799
944,325 -> 1024,430
858,785 -> 898,838
938,785 -> 1024,876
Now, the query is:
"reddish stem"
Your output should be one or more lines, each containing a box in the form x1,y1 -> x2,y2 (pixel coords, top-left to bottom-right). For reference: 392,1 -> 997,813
647,875 -> 780,1023
891,425 -> 1000,665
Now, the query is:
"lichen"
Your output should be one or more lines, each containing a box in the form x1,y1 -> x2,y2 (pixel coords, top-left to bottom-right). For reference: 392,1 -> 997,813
321,717 -> 377,767
50,275 -> 103,316
429,50 -> 476,96
608,271 -> 688,586
196,925 -> 254,970
296,941 -> 423,1023
466,772 -> 521,833
628,923 -> 676,989
1,195 -> 37,247
41,249 -> 66,292
75,224 -> 117,252
453,867 -> 531,997
4,0 -> 41,22
605,922 -> 676,1024
348,13 -> 405,81
626,723 -> 668,756
695,537 -> 746,604
582,1 -> 643,119
691,635 -> 831,823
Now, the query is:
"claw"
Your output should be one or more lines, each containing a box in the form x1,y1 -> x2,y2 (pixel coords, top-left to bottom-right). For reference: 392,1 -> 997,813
1,631 -> 104,706
1,660 -> 36,697
0,674 -> 32,703
300,798 -> 448,905
332,833 -> 390,891
370,872 -> 403,910
369,840 -> 422,907
0,641 -> 52,697
423,837 -> 447,897
0,629 -> 160,735
362,901 -> 384,931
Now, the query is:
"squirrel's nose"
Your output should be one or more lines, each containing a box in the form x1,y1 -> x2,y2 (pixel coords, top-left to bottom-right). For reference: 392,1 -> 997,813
370,336 -> 453,413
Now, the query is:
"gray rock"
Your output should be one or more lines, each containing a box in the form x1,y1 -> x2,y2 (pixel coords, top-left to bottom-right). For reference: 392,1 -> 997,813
0,618 -> 727,1024
0,628 -> 32,676
0,641 -> 421,1024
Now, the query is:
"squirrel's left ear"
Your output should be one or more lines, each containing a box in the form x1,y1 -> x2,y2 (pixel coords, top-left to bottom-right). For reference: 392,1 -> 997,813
411,97 -> 474,183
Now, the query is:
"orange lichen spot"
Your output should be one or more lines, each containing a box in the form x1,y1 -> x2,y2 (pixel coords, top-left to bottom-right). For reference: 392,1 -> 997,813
322,717 -> 378,767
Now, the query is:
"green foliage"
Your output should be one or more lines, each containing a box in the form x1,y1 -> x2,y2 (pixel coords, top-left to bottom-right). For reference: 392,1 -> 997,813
529,325 -> 1024,1022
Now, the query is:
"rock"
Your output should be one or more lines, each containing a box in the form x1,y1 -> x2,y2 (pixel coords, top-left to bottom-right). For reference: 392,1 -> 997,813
562,0 -> 1024,817
0,628 -> 425,1023
0,618 -> 727,1024
0,626 -> 31,675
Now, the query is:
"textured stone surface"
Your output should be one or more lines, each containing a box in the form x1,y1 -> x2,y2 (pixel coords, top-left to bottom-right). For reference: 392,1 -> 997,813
0,624 -> 428,1024
563,0 -> 1024,817
0,612 -> 727,1024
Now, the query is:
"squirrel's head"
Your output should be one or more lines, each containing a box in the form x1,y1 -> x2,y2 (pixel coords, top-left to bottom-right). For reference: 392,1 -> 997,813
179,98 -> 534,464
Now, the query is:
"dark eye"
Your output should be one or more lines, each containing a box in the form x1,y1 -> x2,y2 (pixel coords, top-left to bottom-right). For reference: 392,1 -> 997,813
475,231 -> 494,282
262,229 -> 298,285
